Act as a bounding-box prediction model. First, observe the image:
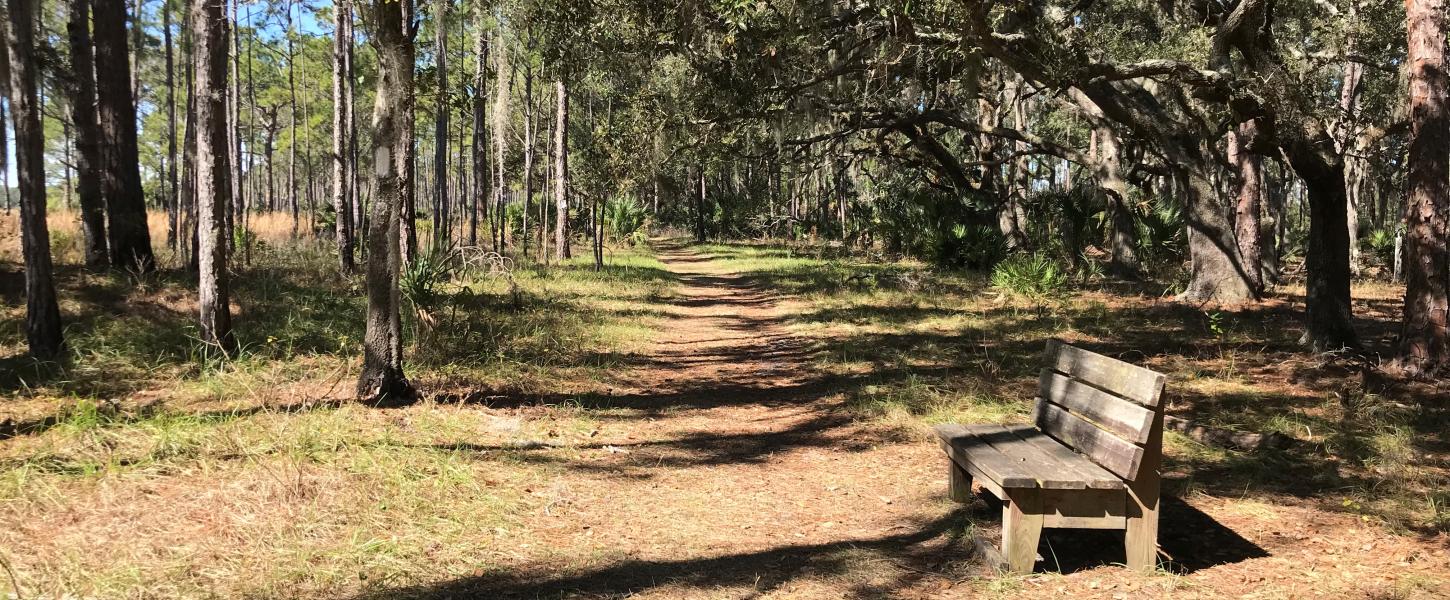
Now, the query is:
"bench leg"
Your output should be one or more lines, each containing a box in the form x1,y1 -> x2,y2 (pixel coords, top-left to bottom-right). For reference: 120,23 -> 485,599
948,461 -> 973,502
1002,488 -> 1043,574
1124,476 -> 1160,571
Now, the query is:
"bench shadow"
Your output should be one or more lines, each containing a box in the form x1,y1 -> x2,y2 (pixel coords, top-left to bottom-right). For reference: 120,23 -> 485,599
1020,495 -> 1268,575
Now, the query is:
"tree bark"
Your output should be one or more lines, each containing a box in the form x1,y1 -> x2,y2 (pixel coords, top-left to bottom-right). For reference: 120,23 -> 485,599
333,0 -> 354,272
285,0 -> 298,236
67,0 -> 108,267
228,0 -> 241,258
521,67 -> 533,258
163,0 -> 178,253
1228,121 -> 1264,293
0,17 -> 9,215
469,6 -> 486,247
1399,0 -> 1450,374
9,0 -> 64,359
433,0 -> 449,247
554,78 -> 569,261
190,0 -> 235,353
1093,125 -> 1140,278
357,0 -> 416,403
95,0 -> 156,271
491,32 -> 508,251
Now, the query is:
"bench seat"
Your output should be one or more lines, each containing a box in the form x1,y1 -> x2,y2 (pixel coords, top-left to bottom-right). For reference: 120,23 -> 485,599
935,423 -> 1125,490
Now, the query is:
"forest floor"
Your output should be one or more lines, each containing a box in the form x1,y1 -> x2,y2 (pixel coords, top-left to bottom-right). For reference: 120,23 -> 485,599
2,220 -> 1449,598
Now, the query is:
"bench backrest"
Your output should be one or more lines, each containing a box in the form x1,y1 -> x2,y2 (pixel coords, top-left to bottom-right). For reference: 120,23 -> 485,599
1033,339 -> 1166,482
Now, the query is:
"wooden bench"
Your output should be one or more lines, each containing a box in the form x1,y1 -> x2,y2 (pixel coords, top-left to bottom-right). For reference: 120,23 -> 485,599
936,339 -> 1167,573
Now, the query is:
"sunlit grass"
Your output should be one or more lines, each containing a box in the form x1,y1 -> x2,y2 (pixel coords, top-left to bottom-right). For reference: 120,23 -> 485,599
698,240 -> 1450,535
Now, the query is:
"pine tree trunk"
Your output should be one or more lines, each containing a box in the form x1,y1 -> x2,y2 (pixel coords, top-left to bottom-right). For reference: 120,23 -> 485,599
95,0 -> 156,271
228,0 -> 242,258
286,1 -> 298,237
433,0 -> 449,247
68,0 -> 108,267
333,0 -> 355,273
469,6 -> 486,248
1400,0 -> 1450,374
163,0 -> 178,253
9,0 -> 63,359
357,0 -> 416,404
190,0 -> 235,353
521,68 -> 533,258
555,79 -> 569,260
491,33 -> 508,251
0,23 -> 10,215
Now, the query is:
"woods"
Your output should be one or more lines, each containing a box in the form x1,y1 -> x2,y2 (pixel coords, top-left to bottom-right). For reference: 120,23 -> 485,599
2,1 -> 1450,597
1,0 -> 1445,379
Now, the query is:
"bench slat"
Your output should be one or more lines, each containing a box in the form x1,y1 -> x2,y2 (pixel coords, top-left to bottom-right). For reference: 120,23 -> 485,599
999,424 -> 1126,490
1044,339 -> 1165,407
935,424 -> 1038,489
964,424 -> 1088,489
1038,369 -> 1155,444
1035,399 -> 1146,480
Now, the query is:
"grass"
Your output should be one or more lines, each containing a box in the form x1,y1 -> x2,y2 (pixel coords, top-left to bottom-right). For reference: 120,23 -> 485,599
0,209 -> 677,598
695,240 -> 1450,535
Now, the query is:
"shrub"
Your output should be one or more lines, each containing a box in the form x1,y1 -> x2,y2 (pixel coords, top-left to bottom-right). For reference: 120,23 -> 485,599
991,253 -> 1068,298
603,194 -> 648,245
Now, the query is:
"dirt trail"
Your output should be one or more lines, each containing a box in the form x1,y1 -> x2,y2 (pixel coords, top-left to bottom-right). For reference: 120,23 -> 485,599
426,242 -> 961,599
408,243 -> 1448,600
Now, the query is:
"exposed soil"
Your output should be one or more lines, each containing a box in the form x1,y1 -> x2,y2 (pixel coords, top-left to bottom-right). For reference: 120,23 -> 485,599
378,243 -> 1450,599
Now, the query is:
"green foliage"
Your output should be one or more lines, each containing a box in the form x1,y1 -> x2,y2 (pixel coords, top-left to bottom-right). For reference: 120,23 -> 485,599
603,194 -> 649,246
990,253 -> 1068,298
401,243 -> 459,312
1363,229 -> 1399,269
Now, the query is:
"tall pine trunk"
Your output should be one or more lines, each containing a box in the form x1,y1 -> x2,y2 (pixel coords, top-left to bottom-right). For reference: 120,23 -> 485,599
95,0 -> 156,271
190,0 -> 235,353
469,5 -> 485,248
432,0 -> 449,247
68,0 -> 108,267
357,0 -> 416,403
163,0 -> 178,253
9,0 -> 63,358
554,79 -> 568,260
285,1 -> 298,236
491,33 -> 508,251
1399,0 -> 1450,374
333,0 -> 355,272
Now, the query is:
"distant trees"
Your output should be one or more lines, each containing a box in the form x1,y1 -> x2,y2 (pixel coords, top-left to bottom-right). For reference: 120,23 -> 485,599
9,0 -> 63,359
